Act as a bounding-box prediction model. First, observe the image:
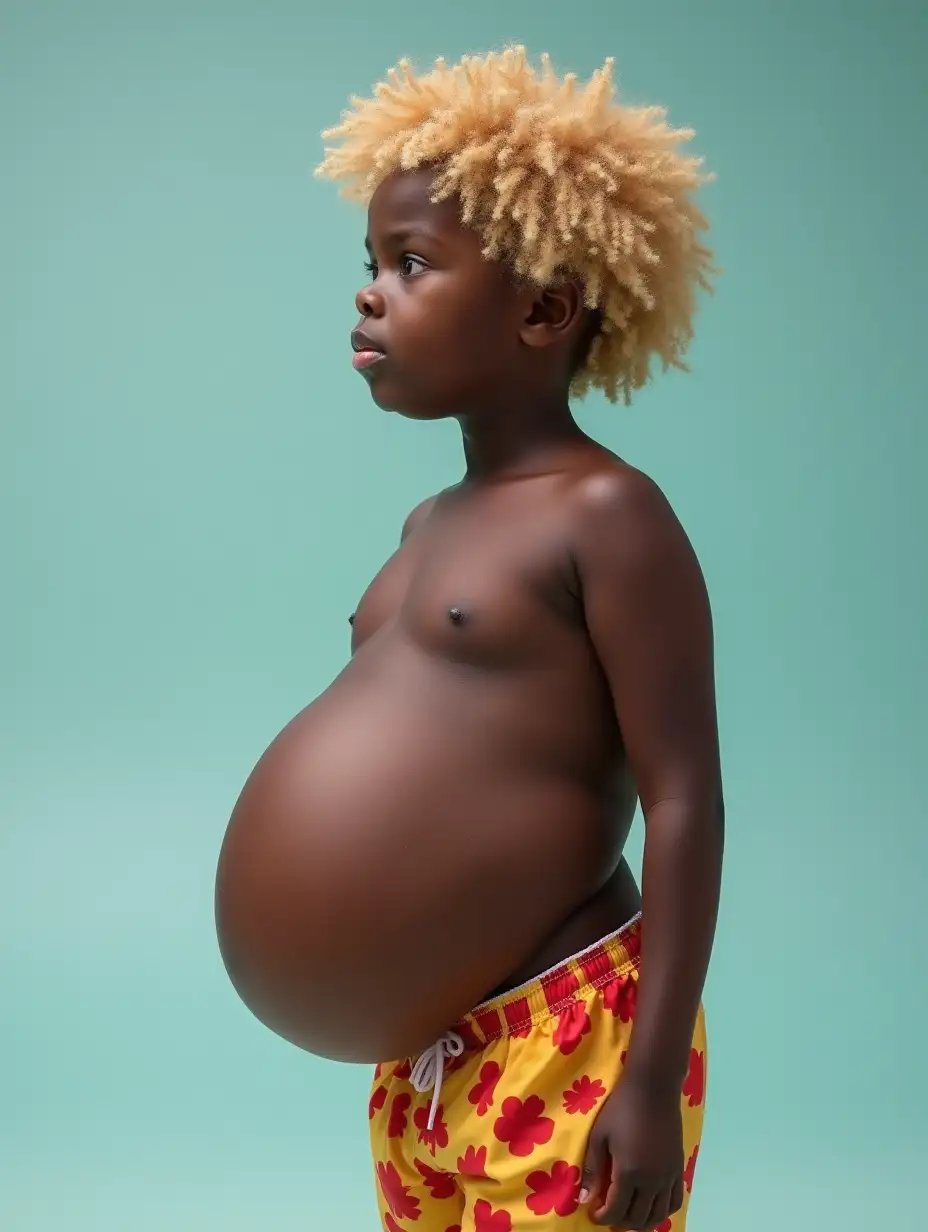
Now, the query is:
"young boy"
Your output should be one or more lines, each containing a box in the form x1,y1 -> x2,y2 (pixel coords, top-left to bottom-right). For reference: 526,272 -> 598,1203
215,47 -> 722,1232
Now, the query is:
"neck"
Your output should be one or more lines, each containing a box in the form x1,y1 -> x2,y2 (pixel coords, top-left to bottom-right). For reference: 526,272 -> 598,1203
457,393 -> 585,483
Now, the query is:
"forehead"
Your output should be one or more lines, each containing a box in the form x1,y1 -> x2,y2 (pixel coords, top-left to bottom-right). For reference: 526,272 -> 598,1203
366,168 -> 479,252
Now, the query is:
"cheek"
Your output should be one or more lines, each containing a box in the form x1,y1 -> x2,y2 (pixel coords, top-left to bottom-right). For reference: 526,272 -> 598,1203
411,279 -> 503,340
429,297 -> 510,368
386,279 -> 516,401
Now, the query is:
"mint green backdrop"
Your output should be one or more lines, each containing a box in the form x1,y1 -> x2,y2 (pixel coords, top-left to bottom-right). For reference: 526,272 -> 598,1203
4,1 -> 926,1228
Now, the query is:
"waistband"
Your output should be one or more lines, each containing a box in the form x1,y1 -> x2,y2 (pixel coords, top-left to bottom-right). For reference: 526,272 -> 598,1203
452,912 -> 641,1050
409,914 -> 643,1131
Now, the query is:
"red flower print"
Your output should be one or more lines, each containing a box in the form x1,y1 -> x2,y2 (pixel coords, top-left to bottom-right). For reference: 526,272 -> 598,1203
383,1217 -> 404,1232
388,1092 -> 412,1139
393,1060 -> 412,1081
562,1075 -> 607,1115
473,1199 -> 512,1232
369,1085 -> 388,1119
458,1144 -> 489,1178
526,1160 -> 581,1217
602,973 -> 637,1022
445,1227 -> 462,1232
552,1001 -> 592,1056
374,1063 -> 384,1081
414,1104 -> 449,1154
414,1159 -> 457,1200
656,1222 -> 673,1232
376,1161 -> 421,1223
493,1094 -> 555,1157
682,1049 -> 705,1108
683,1144 -> 700,1193
468,1061 -> 502,1116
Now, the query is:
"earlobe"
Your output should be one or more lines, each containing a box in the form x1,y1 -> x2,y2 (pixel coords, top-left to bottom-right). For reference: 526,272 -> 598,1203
520,282 -> 586,350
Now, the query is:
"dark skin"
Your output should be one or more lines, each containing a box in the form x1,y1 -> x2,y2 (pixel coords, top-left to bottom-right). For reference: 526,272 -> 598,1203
215,168 -> 723,1231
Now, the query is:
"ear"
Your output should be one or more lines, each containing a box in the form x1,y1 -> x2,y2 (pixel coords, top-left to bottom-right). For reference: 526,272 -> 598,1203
518,281 -> 586,351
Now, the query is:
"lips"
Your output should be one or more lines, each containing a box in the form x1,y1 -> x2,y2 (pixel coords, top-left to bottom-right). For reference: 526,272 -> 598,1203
351,327 -> 386,373
352,348 -> 386,371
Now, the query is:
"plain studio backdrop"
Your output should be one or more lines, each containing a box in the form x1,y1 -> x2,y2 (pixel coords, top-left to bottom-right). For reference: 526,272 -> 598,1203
3,1 -> 926,1228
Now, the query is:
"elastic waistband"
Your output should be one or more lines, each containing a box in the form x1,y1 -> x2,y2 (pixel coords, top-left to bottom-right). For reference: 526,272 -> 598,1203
452,913 -> 641,1049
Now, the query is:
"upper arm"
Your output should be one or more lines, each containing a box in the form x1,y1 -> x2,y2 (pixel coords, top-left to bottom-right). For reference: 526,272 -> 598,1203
400,494 -> 438,543
572,469 -> 722,816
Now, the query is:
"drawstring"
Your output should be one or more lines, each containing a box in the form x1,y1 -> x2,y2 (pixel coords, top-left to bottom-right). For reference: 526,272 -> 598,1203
410,1031 -> 464,1130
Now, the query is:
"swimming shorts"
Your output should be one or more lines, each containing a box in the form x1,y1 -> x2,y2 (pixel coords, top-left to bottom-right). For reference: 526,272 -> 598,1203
369,915 -> 707,1230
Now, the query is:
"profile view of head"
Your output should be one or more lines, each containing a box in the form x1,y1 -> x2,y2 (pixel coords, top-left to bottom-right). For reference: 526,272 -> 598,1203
316,46 -> 714,418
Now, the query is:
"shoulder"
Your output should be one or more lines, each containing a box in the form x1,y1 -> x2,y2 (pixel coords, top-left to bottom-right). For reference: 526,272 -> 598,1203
566,458 -> 708,614
569,459 -> 688,558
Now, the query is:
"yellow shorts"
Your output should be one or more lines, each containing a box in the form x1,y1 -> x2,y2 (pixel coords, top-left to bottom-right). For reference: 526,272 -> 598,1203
369,916 -> 707,1231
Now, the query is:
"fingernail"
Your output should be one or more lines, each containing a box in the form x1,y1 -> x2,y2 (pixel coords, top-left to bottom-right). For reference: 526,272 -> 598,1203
579,1189 -> 589,1204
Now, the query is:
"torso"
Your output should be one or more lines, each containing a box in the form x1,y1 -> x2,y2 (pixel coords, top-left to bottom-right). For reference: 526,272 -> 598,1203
216,450 -> 644,1062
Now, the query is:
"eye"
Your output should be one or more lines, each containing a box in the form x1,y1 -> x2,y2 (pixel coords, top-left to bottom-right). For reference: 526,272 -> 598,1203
363,259 -> 378,279
399,254 -> 428,277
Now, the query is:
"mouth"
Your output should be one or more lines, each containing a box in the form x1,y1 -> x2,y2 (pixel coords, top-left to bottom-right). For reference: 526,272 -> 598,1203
351,327 -> 387,373
351,348 -> 386,372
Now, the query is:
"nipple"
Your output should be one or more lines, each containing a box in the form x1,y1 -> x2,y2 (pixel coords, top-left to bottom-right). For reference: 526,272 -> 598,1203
448,607 -> 465,625
348,613 -> 355,626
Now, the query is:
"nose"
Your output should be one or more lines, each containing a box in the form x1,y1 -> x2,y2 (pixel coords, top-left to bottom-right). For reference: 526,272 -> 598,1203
355,280 -> 384,318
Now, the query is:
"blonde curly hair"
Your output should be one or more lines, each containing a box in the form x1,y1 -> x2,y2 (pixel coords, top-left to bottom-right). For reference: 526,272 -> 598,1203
316,46 -> 714,403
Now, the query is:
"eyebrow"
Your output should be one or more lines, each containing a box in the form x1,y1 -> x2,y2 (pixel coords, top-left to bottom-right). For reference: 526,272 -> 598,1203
364,226 -> 445,252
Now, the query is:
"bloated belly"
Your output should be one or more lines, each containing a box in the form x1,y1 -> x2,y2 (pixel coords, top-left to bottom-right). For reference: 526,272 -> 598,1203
215,651 -> 617,1062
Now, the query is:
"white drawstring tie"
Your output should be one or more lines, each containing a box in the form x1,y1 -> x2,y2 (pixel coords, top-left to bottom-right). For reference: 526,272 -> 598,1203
410,1031 -> 464,1130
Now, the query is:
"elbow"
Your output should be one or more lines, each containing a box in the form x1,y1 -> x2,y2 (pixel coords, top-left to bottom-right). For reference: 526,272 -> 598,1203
645,788 -> 724,852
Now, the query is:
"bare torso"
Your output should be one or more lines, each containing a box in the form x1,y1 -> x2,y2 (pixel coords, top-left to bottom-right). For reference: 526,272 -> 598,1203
215,450 -> 645,1062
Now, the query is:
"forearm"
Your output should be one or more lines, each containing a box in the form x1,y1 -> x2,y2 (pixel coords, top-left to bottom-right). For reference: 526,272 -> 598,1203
623,797 -> 723,1089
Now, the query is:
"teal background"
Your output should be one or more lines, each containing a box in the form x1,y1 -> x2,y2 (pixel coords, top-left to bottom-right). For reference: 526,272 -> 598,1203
4,0 -> 926,1227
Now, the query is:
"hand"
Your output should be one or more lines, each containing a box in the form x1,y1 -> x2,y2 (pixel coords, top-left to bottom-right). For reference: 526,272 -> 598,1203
580,1070 -> 684,1230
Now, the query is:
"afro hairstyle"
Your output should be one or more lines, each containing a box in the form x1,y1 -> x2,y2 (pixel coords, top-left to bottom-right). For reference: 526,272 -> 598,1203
316,46 -> 715,403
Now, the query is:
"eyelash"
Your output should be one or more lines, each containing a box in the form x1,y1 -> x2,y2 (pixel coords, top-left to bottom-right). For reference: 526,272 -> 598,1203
363,255 -> 427,279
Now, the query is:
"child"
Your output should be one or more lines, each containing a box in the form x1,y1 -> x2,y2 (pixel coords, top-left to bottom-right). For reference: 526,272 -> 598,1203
215,46 -> 723,1232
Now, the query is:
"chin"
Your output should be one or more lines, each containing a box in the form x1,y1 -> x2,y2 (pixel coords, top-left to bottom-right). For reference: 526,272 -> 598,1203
368,381 -> 452,422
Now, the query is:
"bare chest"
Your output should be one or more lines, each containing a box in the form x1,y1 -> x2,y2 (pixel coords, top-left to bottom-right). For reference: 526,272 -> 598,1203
350,499 -> 584,670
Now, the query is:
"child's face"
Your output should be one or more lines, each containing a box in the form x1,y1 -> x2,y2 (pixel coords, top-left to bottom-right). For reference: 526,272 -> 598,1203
352,168 -> 526,420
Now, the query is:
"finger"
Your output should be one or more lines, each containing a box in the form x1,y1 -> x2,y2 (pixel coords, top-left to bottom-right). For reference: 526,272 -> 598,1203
623,1184 -> 660,1229
643,1185 -> 674,1229
593,1172 -> 636,1227
579,1134 -> 609,1208
668,1177 -> 685,1219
